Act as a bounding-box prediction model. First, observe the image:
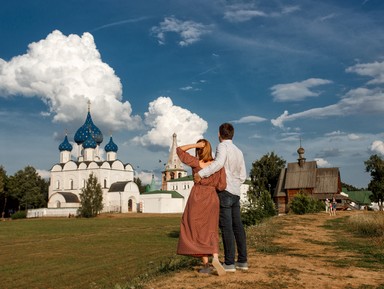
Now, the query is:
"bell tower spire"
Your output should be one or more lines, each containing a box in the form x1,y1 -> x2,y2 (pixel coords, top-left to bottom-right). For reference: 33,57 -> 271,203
161,133 -> 187,190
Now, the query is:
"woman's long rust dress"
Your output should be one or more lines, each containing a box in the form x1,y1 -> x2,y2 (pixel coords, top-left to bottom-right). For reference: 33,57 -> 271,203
176,147 -> 227,256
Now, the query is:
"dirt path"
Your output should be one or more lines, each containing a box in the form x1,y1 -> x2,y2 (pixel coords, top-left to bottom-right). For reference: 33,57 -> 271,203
144,211 -> 383,289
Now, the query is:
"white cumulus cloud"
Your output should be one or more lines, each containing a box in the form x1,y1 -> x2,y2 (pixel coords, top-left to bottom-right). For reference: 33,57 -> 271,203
133,96 -> 208,147
314,158 -> 331,167
370,140 -> 384,155
0,30 -> 141,130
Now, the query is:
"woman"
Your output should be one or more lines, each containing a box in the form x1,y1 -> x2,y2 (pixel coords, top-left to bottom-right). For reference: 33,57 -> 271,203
176,139 -> 226,276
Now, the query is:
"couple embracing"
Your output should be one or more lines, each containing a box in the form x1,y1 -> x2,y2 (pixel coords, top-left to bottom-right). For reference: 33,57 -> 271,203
176,123 -> 248,276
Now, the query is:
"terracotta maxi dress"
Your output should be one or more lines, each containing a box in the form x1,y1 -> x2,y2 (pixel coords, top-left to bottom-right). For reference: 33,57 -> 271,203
176,147 -> 227,257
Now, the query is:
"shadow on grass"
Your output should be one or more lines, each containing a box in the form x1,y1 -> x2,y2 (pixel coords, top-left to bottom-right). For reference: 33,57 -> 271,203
167,230 -> 180,238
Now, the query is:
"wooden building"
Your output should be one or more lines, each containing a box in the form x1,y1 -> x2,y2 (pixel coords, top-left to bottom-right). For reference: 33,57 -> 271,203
274,146 -> 344,214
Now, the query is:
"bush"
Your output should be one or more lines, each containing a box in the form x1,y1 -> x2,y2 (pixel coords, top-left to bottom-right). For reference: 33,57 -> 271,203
289,193 -> 324,215
241,190 -> 276,226
11,211 -> 27,219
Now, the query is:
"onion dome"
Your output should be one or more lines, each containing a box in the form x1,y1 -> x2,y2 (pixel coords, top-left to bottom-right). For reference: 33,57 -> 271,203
74,111 -> 103,145
58,135 -> 73,151
82,132 -> 97,149
105,136 -> 118,152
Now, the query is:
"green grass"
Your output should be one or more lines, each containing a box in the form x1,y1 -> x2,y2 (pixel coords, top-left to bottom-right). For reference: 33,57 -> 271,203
0,214 -> 194,289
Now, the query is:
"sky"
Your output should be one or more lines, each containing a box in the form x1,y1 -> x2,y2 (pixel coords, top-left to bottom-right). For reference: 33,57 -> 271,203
1,0 -> 384,188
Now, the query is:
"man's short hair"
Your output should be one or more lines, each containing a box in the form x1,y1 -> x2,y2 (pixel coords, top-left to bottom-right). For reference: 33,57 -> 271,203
219,123 -> 234,140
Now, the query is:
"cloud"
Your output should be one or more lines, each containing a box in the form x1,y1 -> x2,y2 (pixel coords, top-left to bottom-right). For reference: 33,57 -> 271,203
232,115 -> 267,124
151,17 -> 211,46
325,130 -> 345,137
271,87 -> 384,128
224,7 -> 266,22
346,60 -> 384,85
348,133 -> 361,141
271,78 -> 332,102
133,96 -> 208,148
0,30 -> 141,130
223,3 -> 299,22
135,170 -> 161,186
36,169 -> 51,179
370,140 -> 384,155
314,158 -> 331,167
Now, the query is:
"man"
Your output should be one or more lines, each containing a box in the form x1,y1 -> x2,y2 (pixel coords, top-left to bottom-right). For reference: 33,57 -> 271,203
194,123 -> 248,272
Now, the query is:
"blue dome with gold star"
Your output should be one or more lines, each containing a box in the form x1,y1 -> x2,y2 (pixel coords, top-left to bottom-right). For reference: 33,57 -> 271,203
105,136 -> 118,152
58,135 -> 73,152
74,111 -> 103,145
82,132 -> 97,149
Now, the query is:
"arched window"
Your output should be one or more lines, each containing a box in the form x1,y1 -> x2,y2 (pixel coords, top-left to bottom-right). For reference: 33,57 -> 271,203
70,179 -> 74,190
178,172 -> 182,178
56,201 -> 61,208
56,180 -> 60,189
82,179 -> 86,188
104,179 -> 107,188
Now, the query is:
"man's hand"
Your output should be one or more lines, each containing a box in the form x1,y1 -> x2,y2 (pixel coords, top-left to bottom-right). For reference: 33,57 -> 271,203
194,173 -> 201,183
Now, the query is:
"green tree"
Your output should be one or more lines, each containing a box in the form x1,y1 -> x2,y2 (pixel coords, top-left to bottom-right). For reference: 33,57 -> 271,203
78,173 -> 103,217
0,166 -> 8,218
364,154 -> 384,211
8,166 -> 47,211
134,177 -> 146,193
249,152 -> 286,200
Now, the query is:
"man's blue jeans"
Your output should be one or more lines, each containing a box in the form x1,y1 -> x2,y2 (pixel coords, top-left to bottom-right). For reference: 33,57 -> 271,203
218,190 -> 247,265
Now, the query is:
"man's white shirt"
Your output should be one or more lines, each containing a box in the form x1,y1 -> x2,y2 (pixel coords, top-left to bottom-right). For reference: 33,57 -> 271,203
198,139 -> 246,197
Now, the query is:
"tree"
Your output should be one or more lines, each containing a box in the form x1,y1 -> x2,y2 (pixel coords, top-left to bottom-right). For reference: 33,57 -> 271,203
78,173 -> 103,217
249,152 -> 286,200
364,154 -> 384,211
7,166 -> 48,211
0,166 -> 8,218
134,177 -> 146,193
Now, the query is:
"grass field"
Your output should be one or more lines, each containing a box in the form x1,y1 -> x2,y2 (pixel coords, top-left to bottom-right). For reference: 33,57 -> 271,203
0,213 -> 188,289
2,212 -> 384,289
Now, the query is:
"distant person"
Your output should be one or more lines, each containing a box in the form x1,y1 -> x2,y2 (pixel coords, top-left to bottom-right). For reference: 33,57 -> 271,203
325,198 -> 330,213
176,139 -> 226,276
194,123 -> 248,272
331,197 -> 337,216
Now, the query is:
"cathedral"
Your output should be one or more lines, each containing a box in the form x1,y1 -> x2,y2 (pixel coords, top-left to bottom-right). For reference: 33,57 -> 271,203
46,102 -> 141,216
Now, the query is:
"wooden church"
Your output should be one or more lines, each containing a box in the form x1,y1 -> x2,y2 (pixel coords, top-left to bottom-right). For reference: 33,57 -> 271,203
273,146 -> 345,214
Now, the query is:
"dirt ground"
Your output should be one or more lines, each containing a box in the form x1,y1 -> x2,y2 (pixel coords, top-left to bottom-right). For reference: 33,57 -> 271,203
144,211 -> 383,289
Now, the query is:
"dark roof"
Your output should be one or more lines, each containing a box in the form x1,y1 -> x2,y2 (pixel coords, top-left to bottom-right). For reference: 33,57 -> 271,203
284,161 -> 317,189
141,190 -> 184,198
274,160 -> 341,197
57,192 -> 80,203
314,168 -> 340,194
109,181 -> 131,192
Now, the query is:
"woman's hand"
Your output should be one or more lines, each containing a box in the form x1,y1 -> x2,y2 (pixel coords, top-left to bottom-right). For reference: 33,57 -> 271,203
195,142 -> 205,148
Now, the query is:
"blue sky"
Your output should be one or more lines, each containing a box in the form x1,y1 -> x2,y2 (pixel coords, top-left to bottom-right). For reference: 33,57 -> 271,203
1,0 -> 384,188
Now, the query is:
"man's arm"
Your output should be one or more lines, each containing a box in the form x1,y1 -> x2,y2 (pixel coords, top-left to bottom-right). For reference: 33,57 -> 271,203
195,142 -> 227,180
